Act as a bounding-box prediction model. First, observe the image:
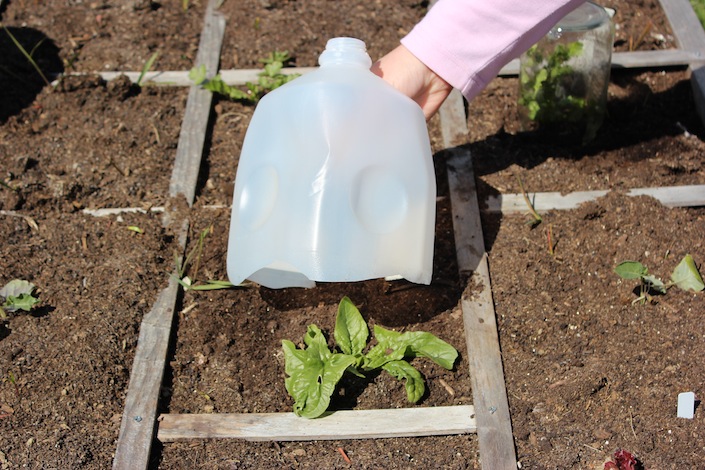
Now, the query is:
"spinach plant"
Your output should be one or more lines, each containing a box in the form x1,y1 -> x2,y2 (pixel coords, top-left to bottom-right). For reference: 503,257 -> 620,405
0,279 -> 40,318
614,254 -> 704,304
282,296 -> 458,419
190,51 -> 299,104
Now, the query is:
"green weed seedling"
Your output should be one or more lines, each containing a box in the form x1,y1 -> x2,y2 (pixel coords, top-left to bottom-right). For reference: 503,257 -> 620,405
2,25 -> 51,86
190,51 -> 299,104
614,254 -> 705,305
174,226 -> 237,291
282,296 -> 459,419
515,174 -> 542,228
136,52 -> 159,87
0,279 -> 40,319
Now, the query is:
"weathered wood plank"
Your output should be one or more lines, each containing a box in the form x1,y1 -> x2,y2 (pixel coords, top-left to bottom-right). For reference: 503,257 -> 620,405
658,0 -> 705,126
484,184 -> 705,214
440,91 -> 518,470
498,49 -> 702,76
112,221 -> 188,470
157,406 -> 476,442
94,67 -> 313,86
112,2 -> 225,468
92,47 -> 701,87
168,4 -> 226,206
659,0 -> 705,54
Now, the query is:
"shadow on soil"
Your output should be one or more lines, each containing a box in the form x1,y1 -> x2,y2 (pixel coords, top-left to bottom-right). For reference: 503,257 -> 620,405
0,26 -> 63,123
473,69 -> 704,180
470,69 -> 705,253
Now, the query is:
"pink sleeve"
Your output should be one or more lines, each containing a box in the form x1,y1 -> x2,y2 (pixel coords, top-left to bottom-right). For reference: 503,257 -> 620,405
401,0 -> 586,101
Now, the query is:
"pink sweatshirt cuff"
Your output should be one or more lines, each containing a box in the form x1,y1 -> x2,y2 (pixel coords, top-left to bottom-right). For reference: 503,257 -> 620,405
401,0 -> 584,101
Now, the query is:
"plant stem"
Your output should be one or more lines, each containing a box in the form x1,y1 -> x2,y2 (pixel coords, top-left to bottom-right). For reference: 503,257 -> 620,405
547,223 -> 555,255
515,174 -> 542,227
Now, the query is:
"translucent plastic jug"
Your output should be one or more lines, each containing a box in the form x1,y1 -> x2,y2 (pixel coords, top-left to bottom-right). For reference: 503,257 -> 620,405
227,37 -> 436,289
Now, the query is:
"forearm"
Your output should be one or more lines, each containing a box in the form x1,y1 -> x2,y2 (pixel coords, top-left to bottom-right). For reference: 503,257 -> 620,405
401,0 -> 585,101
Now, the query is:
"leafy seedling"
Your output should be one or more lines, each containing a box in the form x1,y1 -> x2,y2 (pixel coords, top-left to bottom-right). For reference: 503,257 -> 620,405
282,296 -> 458,418
190,51 -> 299,104
0,279 -> 40,319
615,254 -> 704,304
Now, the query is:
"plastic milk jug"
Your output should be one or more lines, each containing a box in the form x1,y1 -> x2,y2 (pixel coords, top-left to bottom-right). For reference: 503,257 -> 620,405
227,37 -> 435,289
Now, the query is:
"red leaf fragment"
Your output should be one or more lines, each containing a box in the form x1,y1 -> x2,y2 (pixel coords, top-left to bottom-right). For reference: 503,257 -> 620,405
614,449 -> 638,470
605,449 -> 640,470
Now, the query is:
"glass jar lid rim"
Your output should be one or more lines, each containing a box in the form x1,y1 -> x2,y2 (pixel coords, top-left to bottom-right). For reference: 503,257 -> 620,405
556,1 -> 610,31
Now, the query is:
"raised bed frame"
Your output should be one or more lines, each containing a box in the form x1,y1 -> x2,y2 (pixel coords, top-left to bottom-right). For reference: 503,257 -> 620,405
111,1 -> 705,468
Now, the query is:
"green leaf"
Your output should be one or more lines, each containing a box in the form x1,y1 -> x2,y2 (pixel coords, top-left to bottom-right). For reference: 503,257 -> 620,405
4,293 -> 39,312
670,254 -> 705,292
334,296 -> 368,356
363,327 -> 408,370
188,64 -> 207,85
184,280 -> 237,291
137,51 -> 159,87
0,280 -> 39,312
614,261 -> 648,280
364,326 -> 458,371
402,331 -> 458,370
382,360 -> 425,403
282,327 -> 357,419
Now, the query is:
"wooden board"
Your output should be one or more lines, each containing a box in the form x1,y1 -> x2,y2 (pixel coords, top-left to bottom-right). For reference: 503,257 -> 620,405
158,406 -> 476,442
168,6 -> 225,206
112,223 -> 188,470
93,47 -> 702,86
440,90 -> 519,470
658,0 -> 705,125
484,185 -> 705,214
111,3 -> 225,469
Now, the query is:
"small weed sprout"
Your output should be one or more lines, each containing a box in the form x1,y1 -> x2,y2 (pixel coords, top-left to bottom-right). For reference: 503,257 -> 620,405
1,25 -> 51,86
174,226 -> 237,291
0,279 -> 40,319
515,174 -> 542,228
282,297 -> 458,419
136,52 -> 159,87
615,254 -> 705,304
190,51 -> 299,104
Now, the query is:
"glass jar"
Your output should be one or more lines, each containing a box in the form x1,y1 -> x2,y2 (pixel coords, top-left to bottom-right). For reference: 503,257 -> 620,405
518,2 -> 614,143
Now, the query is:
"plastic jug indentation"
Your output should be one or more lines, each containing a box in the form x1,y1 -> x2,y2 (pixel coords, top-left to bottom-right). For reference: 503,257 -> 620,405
238,165 -> 279,231
350,166 -> 408,234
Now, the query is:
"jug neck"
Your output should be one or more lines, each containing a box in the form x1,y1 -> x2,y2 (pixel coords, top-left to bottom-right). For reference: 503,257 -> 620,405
318,37 -> 372,68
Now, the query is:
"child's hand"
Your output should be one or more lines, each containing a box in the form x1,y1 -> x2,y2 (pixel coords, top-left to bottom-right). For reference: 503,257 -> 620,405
371,45 -> 452,120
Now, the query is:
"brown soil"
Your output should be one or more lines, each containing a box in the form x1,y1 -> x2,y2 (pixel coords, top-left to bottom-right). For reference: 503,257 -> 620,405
1,1 -> 703,469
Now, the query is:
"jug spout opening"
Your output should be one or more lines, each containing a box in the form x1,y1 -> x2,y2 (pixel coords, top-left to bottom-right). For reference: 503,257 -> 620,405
319,37 -> 372,68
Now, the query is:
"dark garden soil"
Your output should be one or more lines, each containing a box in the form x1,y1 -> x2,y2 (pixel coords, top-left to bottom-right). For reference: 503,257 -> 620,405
1,0 -> 704,469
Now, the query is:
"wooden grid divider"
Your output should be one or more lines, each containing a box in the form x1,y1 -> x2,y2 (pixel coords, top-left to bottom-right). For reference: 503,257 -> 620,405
111,1 -> 705,468
112,1 -> 225,469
